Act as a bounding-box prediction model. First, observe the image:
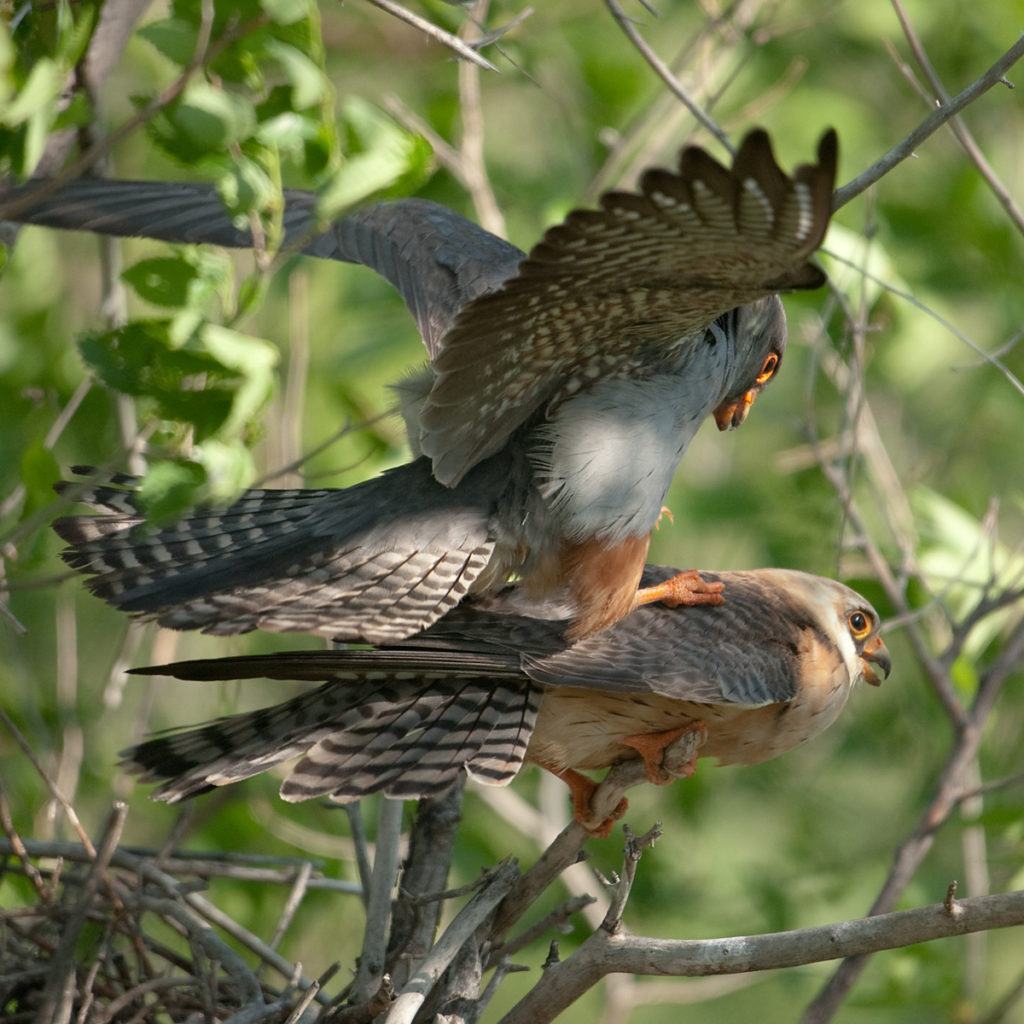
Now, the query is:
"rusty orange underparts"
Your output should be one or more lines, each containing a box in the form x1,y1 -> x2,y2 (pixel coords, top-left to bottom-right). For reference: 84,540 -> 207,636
621,722 -> 708,784
634,569 -> 725,610
561,533 -> 651,640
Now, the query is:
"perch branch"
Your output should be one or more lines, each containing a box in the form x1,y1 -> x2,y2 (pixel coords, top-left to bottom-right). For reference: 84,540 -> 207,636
500,889 -> 1024,1024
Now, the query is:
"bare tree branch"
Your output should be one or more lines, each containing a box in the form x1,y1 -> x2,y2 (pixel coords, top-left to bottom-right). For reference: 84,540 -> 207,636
833,34 -> 1024,210
384,859 -> 518,1023
603,0 -> 733,154
501,889 -> 1024,1024
889,0 -> 1024,236
363,0 -> 499,72
352,798 -> 405,1003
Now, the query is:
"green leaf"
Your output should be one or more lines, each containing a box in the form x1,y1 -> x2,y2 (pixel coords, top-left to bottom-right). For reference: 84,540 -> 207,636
0,58 -> 61,127
138,18 -> 198,67
53,89 -> 93,131
217,160 -> 279,221
122,257 -> 201,308
316,98 -> 433,221
78,318 -> 277,443
264,39 -> 327,109
136,459 -> 207,523
176,81 -> 258,148
79,321 -> 231,438
53,2 -> 98,67
259,0 -> 311,26
149,83 -> 259,167
255,111 -> 312,149
191,438 -> 258,500
197,322 -> 278,436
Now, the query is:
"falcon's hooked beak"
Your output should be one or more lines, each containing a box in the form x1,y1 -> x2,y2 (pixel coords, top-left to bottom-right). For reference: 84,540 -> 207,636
713,389 -> 757,431
859,634 -> 892,687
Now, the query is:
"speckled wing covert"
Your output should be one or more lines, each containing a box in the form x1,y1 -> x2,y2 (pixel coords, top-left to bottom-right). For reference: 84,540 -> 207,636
0,183 -> 524,359
420,129 -> 838,484
121,566 -> 888,806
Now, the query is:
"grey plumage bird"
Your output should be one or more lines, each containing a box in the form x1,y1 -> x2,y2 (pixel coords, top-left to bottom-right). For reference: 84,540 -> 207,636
122,566 -> 890,834
12,129 -> 838,640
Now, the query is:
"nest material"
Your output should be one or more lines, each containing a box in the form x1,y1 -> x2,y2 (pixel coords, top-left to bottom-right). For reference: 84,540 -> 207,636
0,828 -> 359,1024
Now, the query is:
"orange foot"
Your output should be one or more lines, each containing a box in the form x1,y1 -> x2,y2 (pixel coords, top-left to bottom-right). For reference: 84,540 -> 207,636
634,569 -> 725,610
543,764 -> 628,838
620,722 -> 708,784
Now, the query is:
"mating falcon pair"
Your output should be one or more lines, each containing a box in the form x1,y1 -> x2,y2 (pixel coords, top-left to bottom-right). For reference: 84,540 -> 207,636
5,126 -> 891,827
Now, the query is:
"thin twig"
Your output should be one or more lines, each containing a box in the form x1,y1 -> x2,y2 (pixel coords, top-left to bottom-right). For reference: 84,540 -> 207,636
352,798 -> 405,1003
833,34 -> 1024,210
457,0 -> 506,236
889,0 -> 1024,236
35,803 -> 128,1024
0,708 -> 97,856
600,823 -> 662,935
603,0 -> 733,154
489,894 -> 597,964
364,0 -> 498,72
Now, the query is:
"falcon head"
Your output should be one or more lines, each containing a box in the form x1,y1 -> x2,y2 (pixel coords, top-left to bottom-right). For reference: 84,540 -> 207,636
790,570 -> 891,689
712,296 -> 787,430
850,609 -> 891,687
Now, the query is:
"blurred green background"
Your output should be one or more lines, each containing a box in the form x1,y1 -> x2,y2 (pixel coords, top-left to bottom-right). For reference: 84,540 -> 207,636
1,1 -> 1023,1021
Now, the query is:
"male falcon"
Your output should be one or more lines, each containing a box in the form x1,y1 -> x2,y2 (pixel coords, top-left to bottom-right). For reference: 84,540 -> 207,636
122,566 -> 890,833
7,129 -> 838,639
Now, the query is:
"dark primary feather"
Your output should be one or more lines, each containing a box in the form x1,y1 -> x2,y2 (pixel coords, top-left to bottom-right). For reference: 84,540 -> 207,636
0,182 -> 524,358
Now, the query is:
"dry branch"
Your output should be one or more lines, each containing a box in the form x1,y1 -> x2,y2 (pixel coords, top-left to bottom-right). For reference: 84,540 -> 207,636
499,889 -> 1024,1024
833,34 -> 1024,209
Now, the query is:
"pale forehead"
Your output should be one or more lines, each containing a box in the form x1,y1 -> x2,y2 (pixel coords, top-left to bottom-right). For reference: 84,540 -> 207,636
740,568 -> 878,621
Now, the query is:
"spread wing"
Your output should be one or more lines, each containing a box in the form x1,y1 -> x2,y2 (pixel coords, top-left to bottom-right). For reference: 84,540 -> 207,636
0,181 -> 524,358
420,129 -> 838,484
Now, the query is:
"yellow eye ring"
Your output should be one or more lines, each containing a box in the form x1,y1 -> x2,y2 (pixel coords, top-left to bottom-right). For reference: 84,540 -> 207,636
755,352 -> 779,385
848,611 -> 872,640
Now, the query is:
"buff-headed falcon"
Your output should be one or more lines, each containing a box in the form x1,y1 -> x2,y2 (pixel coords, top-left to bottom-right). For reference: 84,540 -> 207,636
121,566 -> 890,834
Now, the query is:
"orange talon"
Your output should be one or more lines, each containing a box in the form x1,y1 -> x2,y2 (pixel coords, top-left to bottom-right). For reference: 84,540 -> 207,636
542,764 -> 628,838
621,722 -> 707,784
634,569 -> 725,610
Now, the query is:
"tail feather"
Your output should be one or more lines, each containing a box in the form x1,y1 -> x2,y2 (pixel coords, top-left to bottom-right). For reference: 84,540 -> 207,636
283,680 -> 540,801
52,461 -> 500,643
122,674 -> 540,804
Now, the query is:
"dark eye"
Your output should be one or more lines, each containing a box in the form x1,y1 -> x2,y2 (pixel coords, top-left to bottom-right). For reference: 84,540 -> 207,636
848,611 -> 871,639
755,352 -> 779,385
